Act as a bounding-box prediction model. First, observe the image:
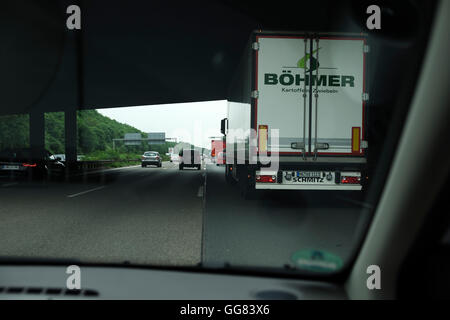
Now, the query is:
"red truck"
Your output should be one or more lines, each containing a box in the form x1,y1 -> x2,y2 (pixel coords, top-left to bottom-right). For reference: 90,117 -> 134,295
211,139 -> 225,165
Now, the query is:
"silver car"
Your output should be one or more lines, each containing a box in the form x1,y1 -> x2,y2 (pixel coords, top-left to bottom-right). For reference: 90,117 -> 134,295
141,151 -> 162,168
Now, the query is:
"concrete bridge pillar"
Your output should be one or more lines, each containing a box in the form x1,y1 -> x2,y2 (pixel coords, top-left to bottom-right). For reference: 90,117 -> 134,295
29,111 -> 45,159
65,109 -> 78,164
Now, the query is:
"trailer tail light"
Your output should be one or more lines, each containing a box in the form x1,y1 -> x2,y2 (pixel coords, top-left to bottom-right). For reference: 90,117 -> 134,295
22,163 -> 37,167
256,174 -> 277,183
341,176 -> 361,184
258,125 -> 268,153
352,127 -> 361,154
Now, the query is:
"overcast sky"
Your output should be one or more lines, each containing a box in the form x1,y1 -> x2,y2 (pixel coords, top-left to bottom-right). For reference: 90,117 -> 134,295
97,100 -> 227,149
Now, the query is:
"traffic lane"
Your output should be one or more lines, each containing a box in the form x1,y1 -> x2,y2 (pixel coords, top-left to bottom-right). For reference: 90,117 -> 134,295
55,164 -> 205,266
0,163 -> 204,265
0,164 -> 166,253
0,162 -> 205,267
0,164 -> 145,202
0,161 -> 175,196
0,161 -> 188,206
202,164 -> 372,270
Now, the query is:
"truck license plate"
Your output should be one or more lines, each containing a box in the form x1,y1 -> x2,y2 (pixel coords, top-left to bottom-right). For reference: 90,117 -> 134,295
297,171 -> 321,178
292,171 -> 325,183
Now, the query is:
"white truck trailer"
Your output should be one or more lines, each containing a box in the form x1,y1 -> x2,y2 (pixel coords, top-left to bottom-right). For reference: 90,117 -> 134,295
222,31 -> 369,198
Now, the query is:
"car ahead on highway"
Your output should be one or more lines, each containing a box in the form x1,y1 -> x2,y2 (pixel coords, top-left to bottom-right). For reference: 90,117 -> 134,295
141,151 -> 162,167
170,153 -> 178,163
53,154 -> 85,162
179,149 -> 201,170
0,148 -> 65,180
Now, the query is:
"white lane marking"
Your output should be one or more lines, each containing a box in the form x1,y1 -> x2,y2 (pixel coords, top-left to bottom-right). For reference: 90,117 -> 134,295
67,186 -> 106,198
1,182 -> 18,187
197,186 -> 204,198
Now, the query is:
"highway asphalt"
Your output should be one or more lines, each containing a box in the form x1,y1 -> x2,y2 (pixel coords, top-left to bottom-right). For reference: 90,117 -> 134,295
0,161 -> 373,271
0,162 -> 204,267
203,165 -> 372,270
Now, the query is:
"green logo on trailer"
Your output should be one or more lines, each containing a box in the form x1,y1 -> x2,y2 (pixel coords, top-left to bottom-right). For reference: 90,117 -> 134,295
297,48 -> 321,72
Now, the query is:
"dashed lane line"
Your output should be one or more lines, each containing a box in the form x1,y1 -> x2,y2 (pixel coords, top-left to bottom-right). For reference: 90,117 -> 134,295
67,186 -> 106,198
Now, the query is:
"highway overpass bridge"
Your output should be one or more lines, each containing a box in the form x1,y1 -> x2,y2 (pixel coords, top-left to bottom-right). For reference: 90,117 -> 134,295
0,0 -> 432,164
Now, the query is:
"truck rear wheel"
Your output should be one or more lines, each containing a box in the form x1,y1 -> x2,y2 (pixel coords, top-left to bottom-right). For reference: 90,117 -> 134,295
240,179 -> 255,199
238,166 -> 255,199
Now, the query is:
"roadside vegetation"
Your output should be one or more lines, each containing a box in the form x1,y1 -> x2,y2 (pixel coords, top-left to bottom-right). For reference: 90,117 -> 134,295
0,110 -> 176,168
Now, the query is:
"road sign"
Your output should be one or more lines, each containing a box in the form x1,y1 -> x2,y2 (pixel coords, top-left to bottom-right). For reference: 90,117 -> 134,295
124,133 -> 142,146
148,132 -> 165,145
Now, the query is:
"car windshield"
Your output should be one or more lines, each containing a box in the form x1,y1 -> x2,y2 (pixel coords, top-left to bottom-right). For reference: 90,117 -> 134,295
0,0 -> 440,280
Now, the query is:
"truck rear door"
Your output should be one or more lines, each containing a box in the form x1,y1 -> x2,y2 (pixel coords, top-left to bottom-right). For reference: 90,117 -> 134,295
310,37 -> 366,156
256,35 -> 309,154
255,34 -> 367,157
